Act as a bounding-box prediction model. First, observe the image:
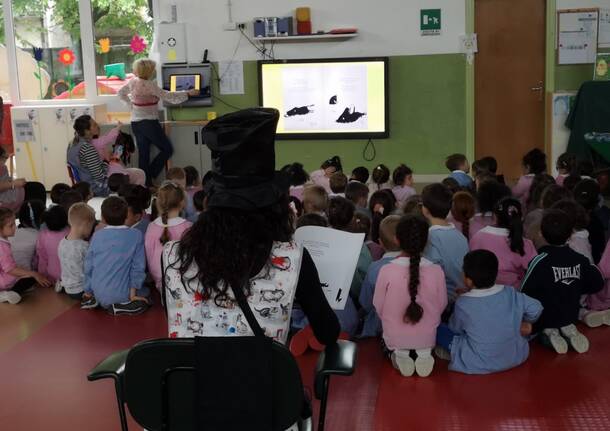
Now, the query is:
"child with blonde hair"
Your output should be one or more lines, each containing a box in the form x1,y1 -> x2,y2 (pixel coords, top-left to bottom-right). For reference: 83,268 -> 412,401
302,185 -> 329,216
58,203 -> 96,300
0,208 -> 51,304
374,214 -> 447,377
118,58 -> 199,184
145,182 -> 192,290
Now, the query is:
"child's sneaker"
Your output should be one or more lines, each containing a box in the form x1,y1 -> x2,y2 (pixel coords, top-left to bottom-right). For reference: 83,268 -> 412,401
108,300 -> 149,316
414,354 -> 435,377
434,346 -> 451,361
582,310 -> 606,328
0,290 -> 22,304
54,281 -> 63,293
80,296 -> 98,309
560,324 -> 589,353
391,350 -> 415,377
541,328 -> 568,354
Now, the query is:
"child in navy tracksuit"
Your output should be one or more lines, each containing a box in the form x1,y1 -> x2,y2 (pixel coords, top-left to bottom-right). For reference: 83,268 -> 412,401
521,209 -> 604,354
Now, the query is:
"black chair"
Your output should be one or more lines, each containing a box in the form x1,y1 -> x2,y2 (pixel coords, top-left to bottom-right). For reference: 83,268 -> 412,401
88,338 -> 357,431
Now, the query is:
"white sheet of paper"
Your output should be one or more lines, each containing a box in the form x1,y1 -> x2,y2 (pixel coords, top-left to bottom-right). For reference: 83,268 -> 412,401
219,60 -> 244,95
600,9 -> 610,48
295,226 -> 365,310
558,11 -> 599,64
13,120 -> 35,142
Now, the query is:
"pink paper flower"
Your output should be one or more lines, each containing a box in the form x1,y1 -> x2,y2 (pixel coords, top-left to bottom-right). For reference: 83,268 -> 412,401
130,35 -> 147,54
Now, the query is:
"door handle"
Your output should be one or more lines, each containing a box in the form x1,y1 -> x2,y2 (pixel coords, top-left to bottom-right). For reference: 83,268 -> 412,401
194,131 -> 199,145
531,81 -> 544,101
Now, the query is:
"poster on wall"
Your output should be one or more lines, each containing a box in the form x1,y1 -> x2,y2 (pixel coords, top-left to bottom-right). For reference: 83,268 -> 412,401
599,9 -> 610,48
557,10 -> 599,65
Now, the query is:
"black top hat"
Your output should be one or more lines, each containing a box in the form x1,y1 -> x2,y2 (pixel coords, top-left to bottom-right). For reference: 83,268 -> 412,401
202,108 -> 289,210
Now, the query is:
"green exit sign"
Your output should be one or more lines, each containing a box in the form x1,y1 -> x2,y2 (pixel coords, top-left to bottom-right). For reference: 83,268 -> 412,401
421,9 -> 441,36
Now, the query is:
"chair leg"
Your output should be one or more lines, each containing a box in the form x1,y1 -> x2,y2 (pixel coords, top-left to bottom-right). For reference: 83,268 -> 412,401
317,377 -> 329,431
114,380 -> 129,431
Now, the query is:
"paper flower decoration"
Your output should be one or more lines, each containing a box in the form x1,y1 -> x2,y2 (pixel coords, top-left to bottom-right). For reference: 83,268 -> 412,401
130,35 -> 147,54
58,48 -> 75,66
33,47 -> 44,99
98,38 -> 111,54
32,47 -> 43,62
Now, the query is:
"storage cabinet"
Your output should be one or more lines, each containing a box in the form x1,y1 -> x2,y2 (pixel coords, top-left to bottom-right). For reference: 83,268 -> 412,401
11,104 -> 107,188
165,122 -> 212,178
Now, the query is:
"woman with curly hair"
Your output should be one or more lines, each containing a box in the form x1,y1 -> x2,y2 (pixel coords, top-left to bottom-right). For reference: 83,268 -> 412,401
162,108 -> 339,347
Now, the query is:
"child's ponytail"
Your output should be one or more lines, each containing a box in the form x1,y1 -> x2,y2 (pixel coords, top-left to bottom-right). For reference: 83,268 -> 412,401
494,197 -> 525,256
156,181 -> 185,245
451,191 -> 476,240
396,214 -> 429,325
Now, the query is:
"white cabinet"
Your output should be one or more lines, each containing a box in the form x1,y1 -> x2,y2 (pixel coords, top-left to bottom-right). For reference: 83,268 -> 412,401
166,123 -> 212,178
11,104 -> 107,189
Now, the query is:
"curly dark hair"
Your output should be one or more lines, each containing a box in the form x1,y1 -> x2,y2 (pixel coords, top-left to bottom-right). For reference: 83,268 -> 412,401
396,214 -> 429,324
172,195 -> 294,306
477,181 -> 511,214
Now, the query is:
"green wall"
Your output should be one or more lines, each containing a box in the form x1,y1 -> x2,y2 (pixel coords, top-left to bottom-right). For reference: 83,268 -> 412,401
554,49 -> 610,91
169,55 -> 467,174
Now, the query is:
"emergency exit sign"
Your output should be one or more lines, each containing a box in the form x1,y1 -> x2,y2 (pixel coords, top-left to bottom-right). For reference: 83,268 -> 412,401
421,9 -> 441,36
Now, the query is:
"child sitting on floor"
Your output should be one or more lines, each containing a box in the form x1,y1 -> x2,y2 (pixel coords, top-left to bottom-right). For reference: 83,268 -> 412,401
145,182 -> 192,291
469,197 -> 536,289
302,185 -> 329,216
360,215 -> 401,337
10,200 -> 45,271
346,181 -> 371,218
421,183 -> 469,304
551,199 -> 592,263
391,164 -> 416,209
521,209 -> 603,354
58,203 -> 96,300
0,208 -> 51,304
450,191 -> 476,240
184,165 -> 201,220
329,172 -> 347,198
188,189 -> 206,223
83,196 -> 148,314
436,250 -> 543,374
107,173 -> 129,196
36,205 -> 70,284
374,214 -> 447,377
123,185 -> 151,237
50,183 -> 71,206
512,148 -> 546,209
445,154 -> 473,189
555,153 -> 576,186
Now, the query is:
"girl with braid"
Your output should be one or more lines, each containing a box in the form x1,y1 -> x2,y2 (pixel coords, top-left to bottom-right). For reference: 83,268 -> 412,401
145,182 -> 192,291
373,215 -> 447,377
469,197 -> 536,290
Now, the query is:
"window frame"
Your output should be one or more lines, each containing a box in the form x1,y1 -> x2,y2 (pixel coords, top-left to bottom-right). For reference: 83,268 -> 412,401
2,0 -> 157,110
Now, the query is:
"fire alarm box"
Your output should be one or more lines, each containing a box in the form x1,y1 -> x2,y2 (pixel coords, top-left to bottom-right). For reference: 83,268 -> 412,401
158,23 -> 187,64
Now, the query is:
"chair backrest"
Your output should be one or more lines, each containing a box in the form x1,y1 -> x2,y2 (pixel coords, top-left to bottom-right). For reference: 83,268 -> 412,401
123,338 -> 305,431
67,163 -> 80,184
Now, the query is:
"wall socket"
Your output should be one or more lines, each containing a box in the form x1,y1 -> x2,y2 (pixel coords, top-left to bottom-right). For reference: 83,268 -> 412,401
223,22 -> 238,31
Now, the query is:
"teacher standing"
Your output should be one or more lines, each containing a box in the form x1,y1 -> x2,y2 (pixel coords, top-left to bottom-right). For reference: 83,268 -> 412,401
118,59 -> 198,186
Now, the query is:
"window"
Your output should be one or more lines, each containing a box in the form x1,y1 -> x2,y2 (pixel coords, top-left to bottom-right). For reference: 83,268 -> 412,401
0,0 -> 12,101
92,1 -> 153,96
11,0 -> 85,100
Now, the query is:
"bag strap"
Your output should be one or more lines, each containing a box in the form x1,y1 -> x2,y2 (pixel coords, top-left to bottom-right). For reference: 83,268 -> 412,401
230,282 -> 266,338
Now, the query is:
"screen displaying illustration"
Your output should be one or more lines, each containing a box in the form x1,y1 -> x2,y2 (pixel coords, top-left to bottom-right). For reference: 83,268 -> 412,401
259,58 -> 388,139
170,74 -> 201,92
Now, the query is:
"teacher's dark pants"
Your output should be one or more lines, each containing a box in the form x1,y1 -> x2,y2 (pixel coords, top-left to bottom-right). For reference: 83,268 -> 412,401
131,120 -> 173,185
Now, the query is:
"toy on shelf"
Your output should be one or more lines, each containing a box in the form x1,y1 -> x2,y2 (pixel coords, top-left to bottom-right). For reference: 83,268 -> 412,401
296,7 -> 312,35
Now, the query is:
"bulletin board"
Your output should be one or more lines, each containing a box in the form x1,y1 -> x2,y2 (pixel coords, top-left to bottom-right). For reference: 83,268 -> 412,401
600,9 -> 610,48
557,9 -> 599,65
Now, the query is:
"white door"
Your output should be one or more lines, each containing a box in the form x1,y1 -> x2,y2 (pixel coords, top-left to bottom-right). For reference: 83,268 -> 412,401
38,107 -> 72,186
11,107 -> 44,183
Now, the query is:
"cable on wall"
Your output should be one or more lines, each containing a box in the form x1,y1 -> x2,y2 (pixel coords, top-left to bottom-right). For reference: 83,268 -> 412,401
362,138 -> 376,161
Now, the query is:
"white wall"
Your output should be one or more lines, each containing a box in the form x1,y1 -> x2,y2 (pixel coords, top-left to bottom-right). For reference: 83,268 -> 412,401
156,0 -> 466,62
558,0 -> 609,9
